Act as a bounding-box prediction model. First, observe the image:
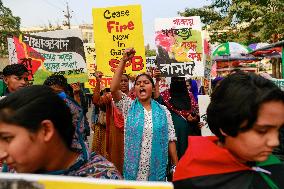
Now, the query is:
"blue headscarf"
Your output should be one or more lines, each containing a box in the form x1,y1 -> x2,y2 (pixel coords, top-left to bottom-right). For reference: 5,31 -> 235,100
189,79 -> 199,102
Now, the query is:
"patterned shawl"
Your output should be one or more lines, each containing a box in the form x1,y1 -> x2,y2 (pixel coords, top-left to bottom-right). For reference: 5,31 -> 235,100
124,99 -> 168,181
58,92 -> 90,151
161,89 -> 199,119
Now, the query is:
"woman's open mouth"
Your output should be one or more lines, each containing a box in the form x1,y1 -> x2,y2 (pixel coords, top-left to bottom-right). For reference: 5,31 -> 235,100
139,88 -> 146,95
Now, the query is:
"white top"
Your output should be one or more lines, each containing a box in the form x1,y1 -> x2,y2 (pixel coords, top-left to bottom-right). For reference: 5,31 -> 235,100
115,93 -> 176,181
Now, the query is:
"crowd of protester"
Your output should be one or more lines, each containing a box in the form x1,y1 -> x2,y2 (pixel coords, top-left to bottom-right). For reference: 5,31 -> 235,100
0,48 -> 283,188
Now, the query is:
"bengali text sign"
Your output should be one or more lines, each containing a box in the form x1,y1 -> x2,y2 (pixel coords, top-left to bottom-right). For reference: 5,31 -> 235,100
155,17 -> 204,77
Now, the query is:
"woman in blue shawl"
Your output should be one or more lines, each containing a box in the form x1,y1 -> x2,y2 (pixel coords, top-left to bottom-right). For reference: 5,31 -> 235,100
110,48 -> 178,181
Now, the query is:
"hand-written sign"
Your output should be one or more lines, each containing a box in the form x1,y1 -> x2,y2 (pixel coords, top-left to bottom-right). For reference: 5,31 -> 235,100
198,95 -> 214,136
162,28 -> 192,40
155,17 -> 204,77
86,77 -> 113,89
7,38 -> 18,65
7,29 -> 88,84
203,32 -> 212,80
159,62 -> 195,76
93,5 -> 146,77
146,56 -> 156,73
83,43 -> 97,79
22,35 -> 70,51
146,57 -> 170,92
27,52 -> 76,72
83,44 -> 114,90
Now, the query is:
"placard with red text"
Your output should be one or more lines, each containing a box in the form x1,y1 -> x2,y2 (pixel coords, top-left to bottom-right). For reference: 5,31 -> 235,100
93,5 -> 146,77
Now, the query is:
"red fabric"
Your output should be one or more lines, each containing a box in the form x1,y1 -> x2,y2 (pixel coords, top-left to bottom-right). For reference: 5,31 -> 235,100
112,101 -> 124,131
173,136 -> 252,181
104,91 -> 132,152
105,101 -> 112,154
203,39 -> 210,55
216,60 -> 256,68
160,89 -> 199,119
252,47 -> 282,56
104,97 -> 125,154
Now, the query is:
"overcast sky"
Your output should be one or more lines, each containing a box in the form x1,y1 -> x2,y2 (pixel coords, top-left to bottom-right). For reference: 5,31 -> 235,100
2,0 -> 209,47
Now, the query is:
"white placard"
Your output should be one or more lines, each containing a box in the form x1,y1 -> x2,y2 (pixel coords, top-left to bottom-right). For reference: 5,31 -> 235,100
198,95 -> 214,136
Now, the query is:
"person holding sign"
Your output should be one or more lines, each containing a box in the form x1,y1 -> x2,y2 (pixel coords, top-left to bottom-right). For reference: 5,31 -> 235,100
92,71 -> 130,174
173,73 -> 284,188
92,72 -> 109,158
111,48 -> 178,181
0,85 -> 121,179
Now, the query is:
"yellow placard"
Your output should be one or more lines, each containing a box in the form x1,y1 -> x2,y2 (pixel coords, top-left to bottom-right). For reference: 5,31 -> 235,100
84,77 -> 113,89
84,43 -> 97,89
84,43 -> 97,80
40,180 -> 172,189
93,5 -> 146,78
84,81 -> 94,89
0,174 -> 173,189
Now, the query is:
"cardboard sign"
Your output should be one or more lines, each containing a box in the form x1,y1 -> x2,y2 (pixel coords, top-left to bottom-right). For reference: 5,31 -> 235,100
93,5 -> 146,78
198,95 -> 214,136
155,17 -> 204,77
0,173 -> 173,189
7,29 -> 88,84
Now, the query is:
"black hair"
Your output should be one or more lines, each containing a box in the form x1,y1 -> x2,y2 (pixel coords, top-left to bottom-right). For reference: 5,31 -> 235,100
0,85 -> 74,148
3,64 -> 28,77
211,77 -> 224,90
105,88 -> 111,93
134,73 -> 155,87
199,86 -> 205,95
230,68 -> 243,75
43,75 -> 69,92
122,74 -> 130,81
207,72 -> 284,143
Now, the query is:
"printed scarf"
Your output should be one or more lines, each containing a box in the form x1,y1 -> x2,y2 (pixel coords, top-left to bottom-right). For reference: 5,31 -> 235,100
124,99 -> 168,181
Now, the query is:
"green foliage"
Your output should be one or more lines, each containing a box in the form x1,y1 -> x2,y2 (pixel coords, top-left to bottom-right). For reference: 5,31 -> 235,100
145,49 -> 156,57
179,0 -> 284,45
145,44 -> 156,57
178,6 -> 223,27
0,0 -> 21,57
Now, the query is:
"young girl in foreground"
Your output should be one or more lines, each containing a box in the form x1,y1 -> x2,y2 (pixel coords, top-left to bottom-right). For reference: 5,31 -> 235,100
173,73 -> 284,189
0,85 -> 121,179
